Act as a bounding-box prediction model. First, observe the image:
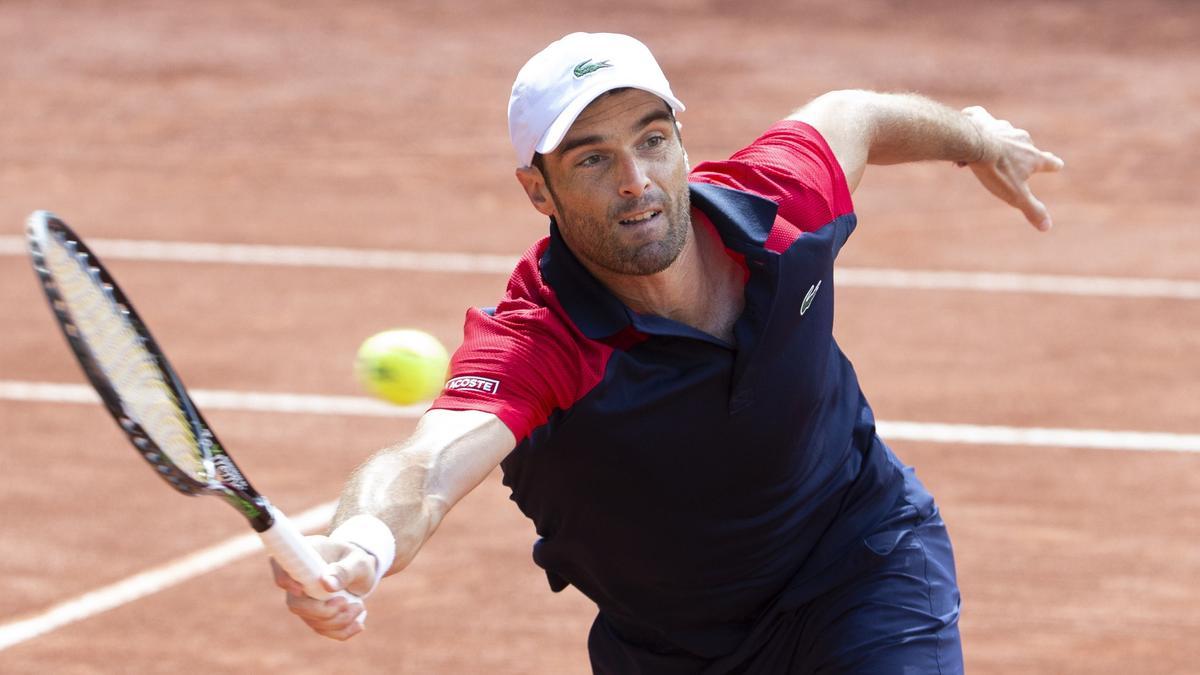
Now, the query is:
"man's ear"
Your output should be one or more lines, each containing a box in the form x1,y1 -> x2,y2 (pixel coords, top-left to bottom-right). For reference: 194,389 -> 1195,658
515,166 -> 557,218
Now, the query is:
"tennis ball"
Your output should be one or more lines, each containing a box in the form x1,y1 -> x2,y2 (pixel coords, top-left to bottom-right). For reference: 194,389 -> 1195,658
354,329 -> 450,405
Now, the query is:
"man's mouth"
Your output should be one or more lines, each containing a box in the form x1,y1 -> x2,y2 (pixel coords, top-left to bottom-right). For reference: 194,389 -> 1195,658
618,209 -> 662,225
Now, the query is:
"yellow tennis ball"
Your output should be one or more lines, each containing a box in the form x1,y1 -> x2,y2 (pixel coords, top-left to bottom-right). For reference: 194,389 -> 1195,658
354,329 -> 450,405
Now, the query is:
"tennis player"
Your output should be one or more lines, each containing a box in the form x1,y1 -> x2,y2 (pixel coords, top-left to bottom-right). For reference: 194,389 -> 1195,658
275,32 -> 1062,673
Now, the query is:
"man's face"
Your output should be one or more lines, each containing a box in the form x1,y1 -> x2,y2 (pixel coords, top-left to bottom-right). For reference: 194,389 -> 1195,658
524,89 -> 691,277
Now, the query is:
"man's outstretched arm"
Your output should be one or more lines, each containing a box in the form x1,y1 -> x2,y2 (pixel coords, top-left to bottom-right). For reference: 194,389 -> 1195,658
271,408 -> 516,640
789,90 -> 1064,230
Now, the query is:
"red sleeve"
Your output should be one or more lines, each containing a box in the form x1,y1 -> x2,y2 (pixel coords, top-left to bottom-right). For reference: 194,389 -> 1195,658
428,241 -> 612,442
689,120 -> 854,240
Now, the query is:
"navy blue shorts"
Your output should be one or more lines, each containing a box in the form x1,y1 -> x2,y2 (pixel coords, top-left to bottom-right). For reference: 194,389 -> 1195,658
589,469 -> 963,674
745,473 -> 963,673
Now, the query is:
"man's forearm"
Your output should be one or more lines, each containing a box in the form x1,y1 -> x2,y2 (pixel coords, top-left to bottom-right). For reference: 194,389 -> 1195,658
332,440 -> 446,574
789,90 -> 1062,229
790,90 -> 987,190
331,409 -> 516,575
854,91 -> 987,166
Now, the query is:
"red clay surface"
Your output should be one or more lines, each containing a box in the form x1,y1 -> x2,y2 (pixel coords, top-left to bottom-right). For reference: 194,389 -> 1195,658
2,1 -> 1198,673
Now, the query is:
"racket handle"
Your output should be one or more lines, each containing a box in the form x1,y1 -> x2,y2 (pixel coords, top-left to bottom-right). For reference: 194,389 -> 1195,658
260,505 -> 367,627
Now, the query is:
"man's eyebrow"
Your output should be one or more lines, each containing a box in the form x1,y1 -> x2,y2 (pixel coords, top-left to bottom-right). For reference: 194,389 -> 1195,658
557,133 -> 605,157
556,106 -> 675,158
634,107 -> 674,131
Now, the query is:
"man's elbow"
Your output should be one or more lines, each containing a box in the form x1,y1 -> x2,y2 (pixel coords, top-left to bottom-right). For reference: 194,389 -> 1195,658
788,89 -> 879,124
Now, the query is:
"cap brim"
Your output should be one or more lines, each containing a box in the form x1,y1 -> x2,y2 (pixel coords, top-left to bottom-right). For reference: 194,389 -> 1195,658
533,84 -> 685,159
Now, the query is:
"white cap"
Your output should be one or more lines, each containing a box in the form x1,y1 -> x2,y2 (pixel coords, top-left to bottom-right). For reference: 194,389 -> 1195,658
508,32 -> 685,167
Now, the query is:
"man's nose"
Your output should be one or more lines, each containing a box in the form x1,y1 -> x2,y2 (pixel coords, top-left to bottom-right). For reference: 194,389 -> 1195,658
617,155 -> 651,198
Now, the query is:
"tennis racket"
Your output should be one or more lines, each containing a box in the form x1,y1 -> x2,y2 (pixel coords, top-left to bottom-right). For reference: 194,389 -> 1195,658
25,210 -> 364,620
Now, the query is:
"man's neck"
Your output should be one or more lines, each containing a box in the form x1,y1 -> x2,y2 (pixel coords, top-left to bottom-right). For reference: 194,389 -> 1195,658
585,215 -> 745,342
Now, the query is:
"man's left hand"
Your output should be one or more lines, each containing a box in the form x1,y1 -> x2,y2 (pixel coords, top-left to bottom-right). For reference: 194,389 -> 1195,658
961,106 -> 1065,231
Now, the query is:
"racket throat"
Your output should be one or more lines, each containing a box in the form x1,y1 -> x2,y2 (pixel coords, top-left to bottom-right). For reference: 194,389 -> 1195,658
221,492 -> 275,531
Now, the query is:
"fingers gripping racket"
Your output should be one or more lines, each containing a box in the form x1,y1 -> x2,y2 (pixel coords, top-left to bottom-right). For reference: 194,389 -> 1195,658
25,211 -> 364,620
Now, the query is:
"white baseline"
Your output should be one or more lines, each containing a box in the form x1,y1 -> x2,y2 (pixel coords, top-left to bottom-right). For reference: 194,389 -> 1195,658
1,236 -> 1197,300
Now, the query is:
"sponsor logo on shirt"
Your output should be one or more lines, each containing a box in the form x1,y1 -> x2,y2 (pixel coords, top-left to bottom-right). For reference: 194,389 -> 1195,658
800,279 -> 822,316
446,376 -> 501,395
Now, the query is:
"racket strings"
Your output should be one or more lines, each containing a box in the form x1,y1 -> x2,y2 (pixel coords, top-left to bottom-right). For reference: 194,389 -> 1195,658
44,236 -> 208,481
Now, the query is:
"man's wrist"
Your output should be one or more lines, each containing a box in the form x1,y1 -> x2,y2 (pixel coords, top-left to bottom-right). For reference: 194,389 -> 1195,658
330,514 -> 397,594
958,107 -> 995,166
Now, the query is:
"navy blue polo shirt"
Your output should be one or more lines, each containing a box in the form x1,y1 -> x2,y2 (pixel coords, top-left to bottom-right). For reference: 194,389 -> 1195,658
433,121 -> 907,663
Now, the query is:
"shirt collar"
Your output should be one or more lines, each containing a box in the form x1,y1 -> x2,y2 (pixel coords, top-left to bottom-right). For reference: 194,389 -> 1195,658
688,181 -> 779,254
540,182 -> 779,340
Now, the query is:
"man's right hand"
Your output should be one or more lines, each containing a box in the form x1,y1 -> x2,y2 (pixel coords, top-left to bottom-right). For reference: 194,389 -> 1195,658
271,535 -> 378,641
271,410 -> 516,641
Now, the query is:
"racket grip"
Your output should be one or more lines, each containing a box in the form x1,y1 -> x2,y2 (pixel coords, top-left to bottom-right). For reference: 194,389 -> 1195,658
260,505 -> 367,627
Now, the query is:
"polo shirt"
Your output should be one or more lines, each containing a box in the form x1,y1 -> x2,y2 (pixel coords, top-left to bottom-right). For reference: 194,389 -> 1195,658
432,120 -> 907,661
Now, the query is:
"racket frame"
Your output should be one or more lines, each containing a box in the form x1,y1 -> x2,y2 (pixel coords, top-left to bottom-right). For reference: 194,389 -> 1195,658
26,210 -> 362,612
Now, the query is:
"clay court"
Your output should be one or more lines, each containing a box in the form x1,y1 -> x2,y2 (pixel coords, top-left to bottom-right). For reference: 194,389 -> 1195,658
1,1 -> 1198,672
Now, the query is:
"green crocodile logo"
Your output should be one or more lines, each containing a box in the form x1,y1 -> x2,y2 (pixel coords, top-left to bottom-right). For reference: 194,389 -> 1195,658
573,59 -> 612,78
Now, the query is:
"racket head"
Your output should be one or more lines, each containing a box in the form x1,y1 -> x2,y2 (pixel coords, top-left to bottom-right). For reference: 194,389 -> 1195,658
26,210 -> 275,530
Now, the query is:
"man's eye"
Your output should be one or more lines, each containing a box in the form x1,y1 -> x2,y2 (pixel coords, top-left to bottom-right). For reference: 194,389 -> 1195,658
645,135 -> 664,148
578,154 -> 602,167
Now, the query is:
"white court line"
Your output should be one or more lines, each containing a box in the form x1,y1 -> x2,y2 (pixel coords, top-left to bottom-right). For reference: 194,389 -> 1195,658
0,500 -> 337,652
1,235 -> 1197,299
0,236 -> 517,275
3,381 -> 1198,453
835,267 -> 1200,300
0,380 -> 426,417
876,421 -> 1200,454
1,381 -> 1198,651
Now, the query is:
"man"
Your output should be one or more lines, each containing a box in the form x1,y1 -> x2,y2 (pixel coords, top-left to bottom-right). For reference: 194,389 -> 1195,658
275,32 -> 1062,673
